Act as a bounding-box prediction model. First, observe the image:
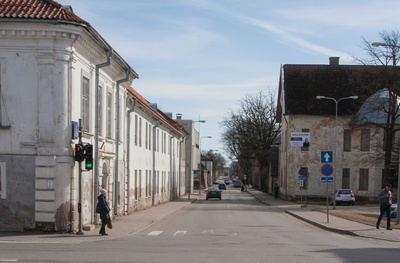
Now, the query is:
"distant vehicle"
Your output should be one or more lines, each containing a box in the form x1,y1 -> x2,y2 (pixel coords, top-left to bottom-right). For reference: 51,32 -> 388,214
391,204 -> 398,218
224,179 -> 230,185
233,180 -> 242,188
331,189 -> 355,206
206,186 -> 222,200
218,183 -> 227,190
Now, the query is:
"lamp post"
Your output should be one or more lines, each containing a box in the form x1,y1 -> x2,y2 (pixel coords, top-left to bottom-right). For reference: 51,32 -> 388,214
199,136 -> 212,194
316,95 -> 358,209
372,42 -> 400,224
193,120 -> 206,195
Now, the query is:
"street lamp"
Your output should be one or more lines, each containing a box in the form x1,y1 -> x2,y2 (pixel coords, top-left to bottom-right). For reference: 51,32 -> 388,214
372,42 -> 400,224
200,136 -> 212,193
316,95 -> 358,209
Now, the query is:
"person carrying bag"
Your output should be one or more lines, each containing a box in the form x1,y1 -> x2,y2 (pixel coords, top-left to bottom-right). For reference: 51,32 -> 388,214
97,189 -> 111,235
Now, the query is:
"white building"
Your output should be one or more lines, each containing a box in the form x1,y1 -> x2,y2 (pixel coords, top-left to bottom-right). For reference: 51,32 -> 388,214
0,0 -> 189,232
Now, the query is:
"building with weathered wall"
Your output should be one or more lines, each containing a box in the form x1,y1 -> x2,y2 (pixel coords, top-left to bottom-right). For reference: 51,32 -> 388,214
0,0 -> 189,232
276,57 -> 400,201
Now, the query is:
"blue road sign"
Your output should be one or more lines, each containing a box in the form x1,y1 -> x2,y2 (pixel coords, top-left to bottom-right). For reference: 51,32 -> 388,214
321,151 -> 333,163
321,176 -> 334,183
321,164 -> 333,176
298,175 -> 306,180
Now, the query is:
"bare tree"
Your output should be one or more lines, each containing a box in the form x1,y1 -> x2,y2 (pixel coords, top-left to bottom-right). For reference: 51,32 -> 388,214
355,29 -> 400,187
220,90 -> 281,189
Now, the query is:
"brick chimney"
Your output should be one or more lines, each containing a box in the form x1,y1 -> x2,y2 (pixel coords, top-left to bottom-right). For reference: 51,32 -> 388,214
329,57 -> 340,65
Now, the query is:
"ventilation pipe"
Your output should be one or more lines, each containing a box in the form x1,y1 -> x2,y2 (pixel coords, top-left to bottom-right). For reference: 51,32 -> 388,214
114,67 -> 133,216
94,48 -> 112,225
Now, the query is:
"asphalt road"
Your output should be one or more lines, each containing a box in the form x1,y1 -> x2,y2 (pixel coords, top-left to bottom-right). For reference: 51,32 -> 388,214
1,188 -> 400,263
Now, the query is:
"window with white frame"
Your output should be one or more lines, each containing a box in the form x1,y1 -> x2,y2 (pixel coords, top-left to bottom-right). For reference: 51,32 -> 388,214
81,76 -> 90,131
106,91 -> 112,138
98,85 -> 102,136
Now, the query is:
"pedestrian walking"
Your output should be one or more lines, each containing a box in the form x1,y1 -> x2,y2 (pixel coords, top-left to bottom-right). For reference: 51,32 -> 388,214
273,182 -> 279,200
98,188 -> 111,235
376,184 -> 392,230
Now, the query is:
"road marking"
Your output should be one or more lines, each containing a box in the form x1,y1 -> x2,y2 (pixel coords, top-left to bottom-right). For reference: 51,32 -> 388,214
173,231 -> 186,236
202,230 -> 214,234
147,231 -> 163,236
0,259 -> 18,262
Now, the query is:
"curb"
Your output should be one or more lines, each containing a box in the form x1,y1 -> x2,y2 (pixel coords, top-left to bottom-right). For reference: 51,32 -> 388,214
284,210 -> 359,237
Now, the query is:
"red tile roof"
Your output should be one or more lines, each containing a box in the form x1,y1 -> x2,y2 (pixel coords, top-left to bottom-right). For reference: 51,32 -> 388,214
0,0 -> 89,25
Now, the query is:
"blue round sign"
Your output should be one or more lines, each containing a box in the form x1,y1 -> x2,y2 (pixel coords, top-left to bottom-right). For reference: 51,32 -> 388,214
321,164 -> 333,176
298,168 -> 306,176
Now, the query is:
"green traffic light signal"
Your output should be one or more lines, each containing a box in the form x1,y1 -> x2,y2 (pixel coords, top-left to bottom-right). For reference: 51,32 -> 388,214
85,144 -> 93,170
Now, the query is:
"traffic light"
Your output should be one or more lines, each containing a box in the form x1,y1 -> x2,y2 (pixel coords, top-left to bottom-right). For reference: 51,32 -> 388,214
85,144 -> 93,170
75,143 -> 85,162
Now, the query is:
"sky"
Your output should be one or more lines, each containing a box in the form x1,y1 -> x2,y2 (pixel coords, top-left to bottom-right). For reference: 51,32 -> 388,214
61,0 -> 400,162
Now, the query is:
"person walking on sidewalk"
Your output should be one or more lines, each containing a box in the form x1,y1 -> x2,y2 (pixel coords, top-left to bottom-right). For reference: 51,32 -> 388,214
273,183 -> 280,200
376,184 -> 392,230
98,189 -> 111,235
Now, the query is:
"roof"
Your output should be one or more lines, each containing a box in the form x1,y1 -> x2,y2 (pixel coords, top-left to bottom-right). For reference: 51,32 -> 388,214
127,87 -> 188,137
0,0 -> 89,25
277,60 -> 400,122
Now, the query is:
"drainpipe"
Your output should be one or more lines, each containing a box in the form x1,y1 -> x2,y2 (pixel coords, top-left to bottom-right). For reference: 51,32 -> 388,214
94,48 -> 112,225
178,137 -> 183,197
152,120 -> 160,206
284,115 -> 289,200
114,67 -> 132,216
126,99 -> 136,214
169,135 -> 174,201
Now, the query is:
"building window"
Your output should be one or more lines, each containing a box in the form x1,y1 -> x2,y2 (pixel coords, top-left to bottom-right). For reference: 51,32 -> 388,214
106,91 -> 112,138
134,170 -> 138,200
148,125 -> 152,151
342,168 -> 350,189
343,129 -> 351,152
81,77 -> 90,131
134,115 -> 138,146
359,168 -> 369,191
0,162 -> 6,199
139,118 -> 142,147
98,86 -> 102,136
360,129 -> 370,151
139,170 -> 142,199
145,123 -> 148,149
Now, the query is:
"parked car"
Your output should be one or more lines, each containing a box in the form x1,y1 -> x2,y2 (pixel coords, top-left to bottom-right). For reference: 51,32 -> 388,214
206,187 -> 222,200
218,183 -> 227,190
391,204 -> 398,218
331,189 -> 355,206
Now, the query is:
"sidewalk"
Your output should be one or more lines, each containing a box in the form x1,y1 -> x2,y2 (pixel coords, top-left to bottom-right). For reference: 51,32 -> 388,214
247,189 -> 400,242
1,189 -> 399,243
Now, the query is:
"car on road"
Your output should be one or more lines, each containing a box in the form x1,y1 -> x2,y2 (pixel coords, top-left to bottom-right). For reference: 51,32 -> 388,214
391,204 -> 398,218
233,180 -> 242,188
331,189 -> 355,206
218,183 -> 227,190
224,179 -> 230,185
206,187 -> 222,200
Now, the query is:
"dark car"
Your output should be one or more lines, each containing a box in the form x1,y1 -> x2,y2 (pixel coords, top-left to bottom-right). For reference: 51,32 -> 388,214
206,187 -> 222,200
218,183 -> 227,190
233,180 -> 242,188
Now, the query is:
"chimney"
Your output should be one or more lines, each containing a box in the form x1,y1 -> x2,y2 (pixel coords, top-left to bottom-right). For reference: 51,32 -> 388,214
165,112 -> 173,118
149,103 -> 157,111
329,57 -> 340,65
176,113 -> 182,120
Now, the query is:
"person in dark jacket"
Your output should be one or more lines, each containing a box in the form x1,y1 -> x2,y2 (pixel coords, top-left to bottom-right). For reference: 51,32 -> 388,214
273,183 -> 280,200
98,189 -> 111,235
376,184 -> 392,230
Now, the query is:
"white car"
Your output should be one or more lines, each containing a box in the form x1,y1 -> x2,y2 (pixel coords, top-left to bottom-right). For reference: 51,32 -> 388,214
331,189 -> 355,206
391,204 -> 398,218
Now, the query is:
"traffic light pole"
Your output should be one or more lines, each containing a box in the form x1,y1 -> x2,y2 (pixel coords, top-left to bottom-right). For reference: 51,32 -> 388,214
77,119 -> 84,235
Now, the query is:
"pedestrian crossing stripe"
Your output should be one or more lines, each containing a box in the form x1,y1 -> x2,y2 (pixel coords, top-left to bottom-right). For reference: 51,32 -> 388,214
173,231 -> 186,236
147,231 -> 163,236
